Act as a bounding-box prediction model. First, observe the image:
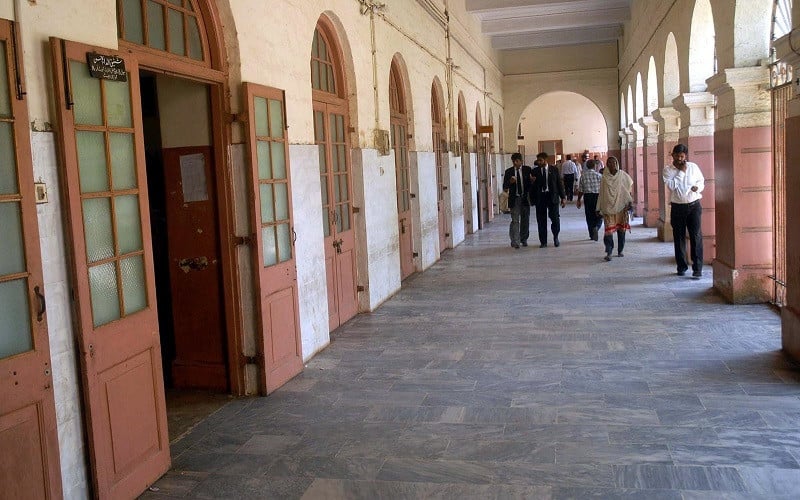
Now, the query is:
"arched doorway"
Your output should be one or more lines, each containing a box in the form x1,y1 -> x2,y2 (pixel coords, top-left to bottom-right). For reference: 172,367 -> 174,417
431,79 -> 449,252
312,18 -> 358,330
49,1 -> 238,497
390,59 -> 415,280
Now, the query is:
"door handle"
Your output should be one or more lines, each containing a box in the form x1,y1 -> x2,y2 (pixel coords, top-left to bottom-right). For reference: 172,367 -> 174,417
333,239 -> 343,254
291,227 -> 297,244
34,285 -> 46,322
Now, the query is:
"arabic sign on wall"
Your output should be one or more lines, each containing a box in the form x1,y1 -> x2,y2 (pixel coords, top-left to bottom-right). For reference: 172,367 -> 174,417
86,52 -> 127,82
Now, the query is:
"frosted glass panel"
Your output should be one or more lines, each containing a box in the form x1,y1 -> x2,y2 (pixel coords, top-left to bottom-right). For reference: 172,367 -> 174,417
322,210 -> 330,237
115,195 -> 143,254
259,183 -> 274,223
0,122 -> 18,195
187,16 -> 203,60
262,226 -> 277,267
339,173 -> 349,202
311,60 -> 320,90
83,198 -> 114,263
271,141 -> 286,180
147,1 -> 166,50
167,0 -> 182,6
110,133 -> 137,189
77,131 -> 109,193
277,223 -> 291,263
254,97 -> 268,136
318,144 -> 327,174
122,0 -> 144,44
0,279 -> 32,359
320,175 -> 328,206
0,202 -> 26,275
70,61 -> 102,126
268,99 -> 284,138
341,204 -> 351,231
275,183 -> 288,221
105,79 -> 132,128
0,41 -> 10,117
327,66 -> 335,94
314,111 -> 325,142
168,9 -> 185,56
333,175 -> 341,203
89,262 -> 120,327
337,145 -> 346,173
257,141 -> 271,180
121,255 -> 146,315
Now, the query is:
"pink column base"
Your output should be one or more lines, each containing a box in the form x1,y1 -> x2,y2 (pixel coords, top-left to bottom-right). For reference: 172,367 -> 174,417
712,260 -> 772,304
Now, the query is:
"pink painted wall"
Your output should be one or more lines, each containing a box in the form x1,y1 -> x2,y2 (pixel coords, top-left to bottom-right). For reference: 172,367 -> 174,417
643,143 -> 660,227
657,139 -> 678,241
712,126 -> 773,303
633,146 -> 645,217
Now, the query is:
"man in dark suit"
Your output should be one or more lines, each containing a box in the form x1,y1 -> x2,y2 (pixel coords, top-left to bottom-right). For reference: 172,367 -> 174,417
532,152 -> 566,247
502,152 -> 533,248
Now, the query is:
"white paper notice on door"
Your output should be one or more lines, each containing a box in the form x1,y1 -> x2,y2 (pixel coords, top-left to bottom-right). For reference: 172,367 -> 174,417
179,153 -> 208,202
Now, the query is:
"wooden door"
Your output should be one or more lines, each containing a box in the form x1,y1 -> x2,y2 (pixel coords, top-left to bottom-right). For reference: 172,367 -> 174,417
243,83 -> 303,393
314,101 -> 358,330
433,125 -> 448,252
51,39 -> 169,498
0,22 -> 62,499
161,146 -> 227,390
392,121 -> 414,280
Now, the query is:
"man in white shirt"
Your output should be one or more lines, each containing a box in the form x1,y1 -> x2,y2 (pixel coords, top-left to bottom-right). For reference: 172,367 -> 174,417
560,154 -> 580,201
662,143 -> 705,279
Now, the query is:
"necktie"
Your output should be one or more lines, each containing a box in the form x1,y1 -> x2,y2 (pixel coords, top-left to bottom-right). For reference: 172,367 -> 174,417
543,166 -> 548,192
516,168 -> 522,196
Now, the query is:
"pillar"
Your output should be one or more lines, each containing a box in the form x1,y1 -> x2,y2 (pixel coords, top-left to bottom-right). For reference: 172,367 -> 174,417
673,92 -> 716,263
639,116 -> 660,227
707,66 -> 772,303
628,123 -> 645,217
652,107 -> 680,242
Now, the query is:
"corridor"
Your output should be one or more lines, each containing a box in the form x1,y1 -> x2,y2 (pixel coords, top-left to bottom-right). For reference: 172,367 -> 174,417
144,208 -> 799,499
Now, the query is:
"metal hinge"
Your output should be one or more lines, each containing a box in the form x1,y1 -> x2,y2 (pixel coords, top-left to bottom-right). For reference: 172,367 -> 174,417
240,353 -> 262,366
234,235 -> 254,246
357,285 -> 365,292
412,252 -> 419,258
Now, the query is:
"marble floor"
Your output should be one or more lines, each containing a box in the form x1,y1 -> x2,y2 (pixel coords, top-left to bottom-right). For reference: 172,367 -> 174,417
143,206 -> 800,499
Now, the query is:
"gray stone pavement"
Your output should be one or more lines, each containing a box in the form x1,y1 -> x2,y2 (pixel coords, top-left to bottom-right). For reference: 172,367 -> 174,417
143,206 -> 800,499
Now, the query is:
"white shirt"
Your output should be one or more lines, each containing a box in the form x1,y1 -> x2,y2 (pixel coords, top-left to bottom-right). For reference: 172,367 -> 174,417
561,160 -> 579,176
662,161 -> 705,204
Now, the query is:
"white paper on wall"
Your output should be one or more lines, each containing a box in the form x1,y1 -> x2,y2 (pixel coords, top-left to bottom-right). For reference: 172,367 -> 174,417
179,153 -> 208,202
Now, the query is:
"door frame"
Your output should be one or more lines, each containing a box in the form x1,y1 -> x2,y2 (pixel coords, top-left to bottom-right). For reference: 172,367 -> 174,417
118,15 -> 244,394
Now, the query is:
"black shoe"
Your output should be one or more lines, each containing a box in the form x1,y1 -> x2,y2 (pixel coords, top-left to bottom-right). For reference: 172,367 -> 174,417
512,243 -> 520,248
540,243 -> 547,248
554,238 -> 560,247
521,241 -> 528,247
692,271 -> 702,279
604,254 -> 612,262
676,270 -> 686,276
617,252 -> 624,257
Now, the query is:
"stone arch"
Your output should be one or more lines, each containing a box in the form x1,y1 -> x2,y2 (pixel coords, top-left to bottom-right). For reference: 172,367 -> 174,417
729,0 -> 772,67
389,53 -> 416,150
620,93 -> 626,129
664,32 -> 680,104
688,0 -> 716,92
457,91 -> 468,153
635,72 -> 645,121
316,11 -> 361,133
647,56 -> 658,114
517,91 -> 609,156
626,85 -> 634,126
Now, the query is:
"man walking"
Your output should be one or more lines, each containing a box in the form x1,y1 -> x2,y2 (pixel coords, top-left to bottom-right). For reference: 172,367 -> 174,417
576,159 -> 603,240
560,154 -> 580,201
532,152 -> 566,247
662,143 -> 705,278
502,152 -> 533,248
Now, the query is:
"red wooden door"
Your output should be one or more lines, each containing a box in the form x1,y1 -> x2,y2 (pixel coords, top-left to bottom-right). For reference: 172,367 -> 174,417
161,146 -> 227,390
484,137 -> 495,222
392,121 -> 414,279
243,83 -> 303,393
0,22 -> 62,499
314,102 -> 358,330
434,127 -> 448,252
51,39 -> 169,498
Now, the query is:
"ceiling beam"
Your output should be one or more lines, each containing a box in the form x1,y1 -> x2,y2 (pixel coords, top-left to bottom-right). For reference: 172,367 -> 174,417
492,25 -> 622,50
481,8 -> 629,36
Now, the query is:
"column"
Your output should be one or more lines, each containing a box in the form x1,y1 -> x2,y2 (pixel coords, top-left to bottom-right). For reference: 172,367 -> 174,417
776,35 -> 800,360
652,107 -> 680,242
617,130 -> 628,171
639,116 -> 660,227
628,123 -> 645,217
707,66 -> 772,303
673,92 -> 716,262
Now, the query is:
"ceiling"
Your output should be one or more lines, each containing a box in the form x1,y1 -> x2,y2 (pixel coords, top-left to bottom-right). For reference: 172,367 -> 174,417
465,0 -> 630,51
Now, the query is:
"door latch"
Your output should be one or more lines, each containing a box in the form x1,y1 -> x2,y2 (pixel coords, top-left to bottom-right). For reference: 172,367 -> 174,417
332,239 -> 343,254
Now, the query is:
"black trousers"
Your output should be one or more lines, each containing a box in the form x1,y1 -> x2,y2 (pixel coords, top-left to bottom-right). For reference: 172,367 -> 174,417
604,230 -> 626,255
535,199 -> 560,245
582,193 -> 602,238
670,201 -> 703,273
564,174 -> 575,200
